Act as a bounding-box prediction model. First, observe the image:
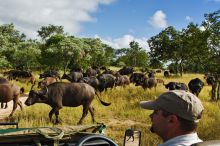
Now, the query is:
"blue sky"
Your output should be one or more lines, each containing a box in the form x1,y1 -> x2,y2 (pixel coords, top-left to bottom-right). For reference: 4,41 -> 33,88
0,0 -> 219,51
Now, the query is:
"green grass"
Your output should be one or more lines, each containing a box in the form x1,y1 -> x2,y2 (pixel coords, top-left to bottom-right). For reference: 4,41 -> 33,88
5,73 -> 220,146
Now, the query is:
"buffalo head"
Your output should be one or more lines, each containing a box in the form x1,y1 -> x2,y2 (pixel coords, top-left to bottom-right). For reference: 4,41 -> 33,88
25,87 -> 48,106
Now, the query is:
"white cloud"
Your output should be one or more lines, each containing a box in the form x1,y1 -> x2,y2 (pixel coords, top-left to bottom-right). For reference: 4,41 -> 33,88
185,16 -> 193,21
149,10 -> 168,29
0,0 -> 114,38
95,34 -> 150,52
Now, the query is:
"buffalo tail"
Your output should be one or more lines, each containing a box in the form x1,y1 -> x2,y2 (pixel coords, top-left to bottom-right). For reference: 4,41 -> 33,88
95,92 -> 111,106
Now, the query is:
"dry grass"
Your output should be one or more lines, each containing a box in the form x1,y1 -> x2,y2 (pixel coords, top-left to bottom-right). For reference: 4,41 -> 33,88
7,72 -> 220,146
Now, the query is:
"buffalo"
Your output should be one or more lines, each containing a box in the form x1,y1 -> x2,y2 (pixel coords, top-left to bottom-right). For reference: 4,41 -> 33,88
25,82 -> 111,124
148,71 -> 155,78
0,83 -> 24,117
38,77 -> 57,88
0,77 -> 10,108
115,74 -> 130,87
164,71 -> 170,77
5,70 -> 35,84
188,78 -> 204,97
142,78 -> 157,90
118,67 -> 134,75
84,67 -> 99,77
130,72 -> 146,86
97,74 -> 115,92
204,74 -> 220,100
79,76 -> 100,91
39,70 -> 61,80
61,71 -> 83,83
164,82 -> 188,91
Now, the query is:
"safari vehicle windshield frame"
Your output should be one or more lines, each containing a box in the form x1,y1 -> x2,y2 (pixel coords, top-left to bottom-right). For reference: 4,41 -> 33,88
0,122 -> 118,146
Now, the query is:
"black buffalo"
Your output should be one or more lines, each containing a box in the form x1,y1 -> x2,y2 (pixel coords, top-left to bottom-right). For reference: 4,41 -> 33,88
6,70 -> 32,80
188,78 -> 204,97
164,71 -> 170,77
61,71 -> 83,82
79,76 -> 100,91
39,70 -> 61,80
164,82 -> 188,91
204,74 -> 219,100
97,74 -> 115,92
130,73 -> 146,86
25,82 -> 111,124
118,67 -> 134,75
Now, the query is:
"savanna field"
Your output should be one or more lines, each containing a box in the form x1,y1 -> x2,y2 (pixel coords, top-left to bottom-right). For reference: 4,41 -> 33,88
2,71 -> 220,146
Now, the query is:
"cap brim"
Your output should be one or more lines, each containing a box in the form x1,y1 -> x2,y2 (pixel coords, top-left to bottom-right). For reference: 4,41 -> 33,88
139,100 -> 158,110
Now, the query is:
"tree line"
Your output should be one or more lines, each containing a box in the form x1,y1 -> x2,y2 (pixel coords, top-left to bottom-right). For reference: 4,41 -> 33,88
0,10 -> 219,75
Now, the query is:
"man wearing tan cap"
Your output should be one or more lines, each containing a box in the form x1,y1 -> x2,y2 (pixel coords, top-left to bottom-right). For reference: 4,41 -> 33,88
140,90 -> 204,146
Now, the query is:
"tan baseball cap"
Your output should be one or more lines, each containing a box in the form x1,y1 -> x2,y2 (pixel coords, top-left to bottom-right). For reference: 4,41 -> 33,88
140,90 -> 204,122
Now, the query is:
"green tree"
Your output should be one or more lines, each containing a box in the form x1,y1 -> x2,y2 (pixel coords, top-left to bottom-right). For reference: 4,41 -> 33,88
0,23 -> 26,69
202,9 -> 220,73
148,26 -> 182,74
12,41 -> 41,70
40,35 -> 85,70
115,41 -> 149,68
37,24 -> 65,41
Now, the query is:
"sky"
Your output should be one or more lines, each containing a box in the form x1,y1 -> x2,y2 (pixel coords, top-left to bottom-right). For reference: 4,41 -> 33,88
0,0 -> 219,51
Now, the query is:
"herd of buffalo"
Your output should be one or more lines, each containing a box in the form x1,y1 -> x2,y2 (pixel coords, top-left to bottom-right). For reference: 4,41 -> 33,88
0,67 -> 219,124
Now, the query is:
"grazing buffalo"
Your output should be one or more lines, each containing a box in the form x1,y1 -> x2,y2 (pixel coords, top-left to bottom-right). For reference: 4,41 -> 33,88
130,72 -> 146,86
188,78 -> 204,96
38,77 -> 57,88
118,67 -> 134,75
25,82 -> 111,124
0,83 -> 24,117
102,69 -> 117,76
79,76 -> 100,91
39,70 -> 61,80
5,70 -> 32,79
97,74 -> 115,92
61,72 -> 83,82
115,74 -> 130,87
141,77 -> 157,90
84,67 -> 98,77
5,70 -> 35,84
164,82 -> 188,91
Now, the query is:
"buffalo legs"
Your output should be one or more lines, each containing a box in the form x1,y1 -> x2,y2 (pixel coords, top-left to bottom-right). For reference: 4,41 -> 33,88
77,104 -> 95,125
9,97 -> 23,117
49,107 -> 61,124
48,104 -> 95,125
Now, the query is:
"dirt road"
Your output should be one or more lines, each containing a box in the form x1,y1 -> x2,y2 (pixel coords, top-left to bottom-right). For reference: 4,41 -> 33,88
0,95 -> 28,119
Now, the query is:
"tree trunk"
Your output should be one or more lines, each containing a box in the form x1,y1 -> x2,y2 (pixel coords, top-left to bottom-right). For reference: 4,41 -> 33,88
175,61 -> 178,75
180,61 -> 183,77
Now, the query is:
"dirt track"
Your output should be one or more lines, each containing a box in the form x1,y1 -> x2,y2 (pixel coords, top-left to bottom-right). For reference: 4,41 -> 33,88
0,95 -> 28,119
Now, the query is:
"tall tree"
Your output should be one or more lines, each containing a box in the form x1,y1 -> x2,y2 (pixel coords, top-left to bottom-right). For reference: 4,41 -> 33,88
202,9 -> 220,73
0,23 -> 26,69
115,41 -> 149,67
37,24 -> 65,41
148,26 -> 186,75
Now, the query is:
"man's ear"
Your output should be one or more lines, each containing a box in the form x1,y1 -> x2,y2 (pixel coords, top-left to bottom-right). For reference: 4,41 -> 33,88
167,115 -> 179,123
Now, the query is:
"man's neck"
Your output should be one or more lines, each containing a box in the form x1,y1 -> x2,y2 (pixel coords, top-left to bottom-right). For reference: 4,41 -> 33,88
163,129 -> 195,142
